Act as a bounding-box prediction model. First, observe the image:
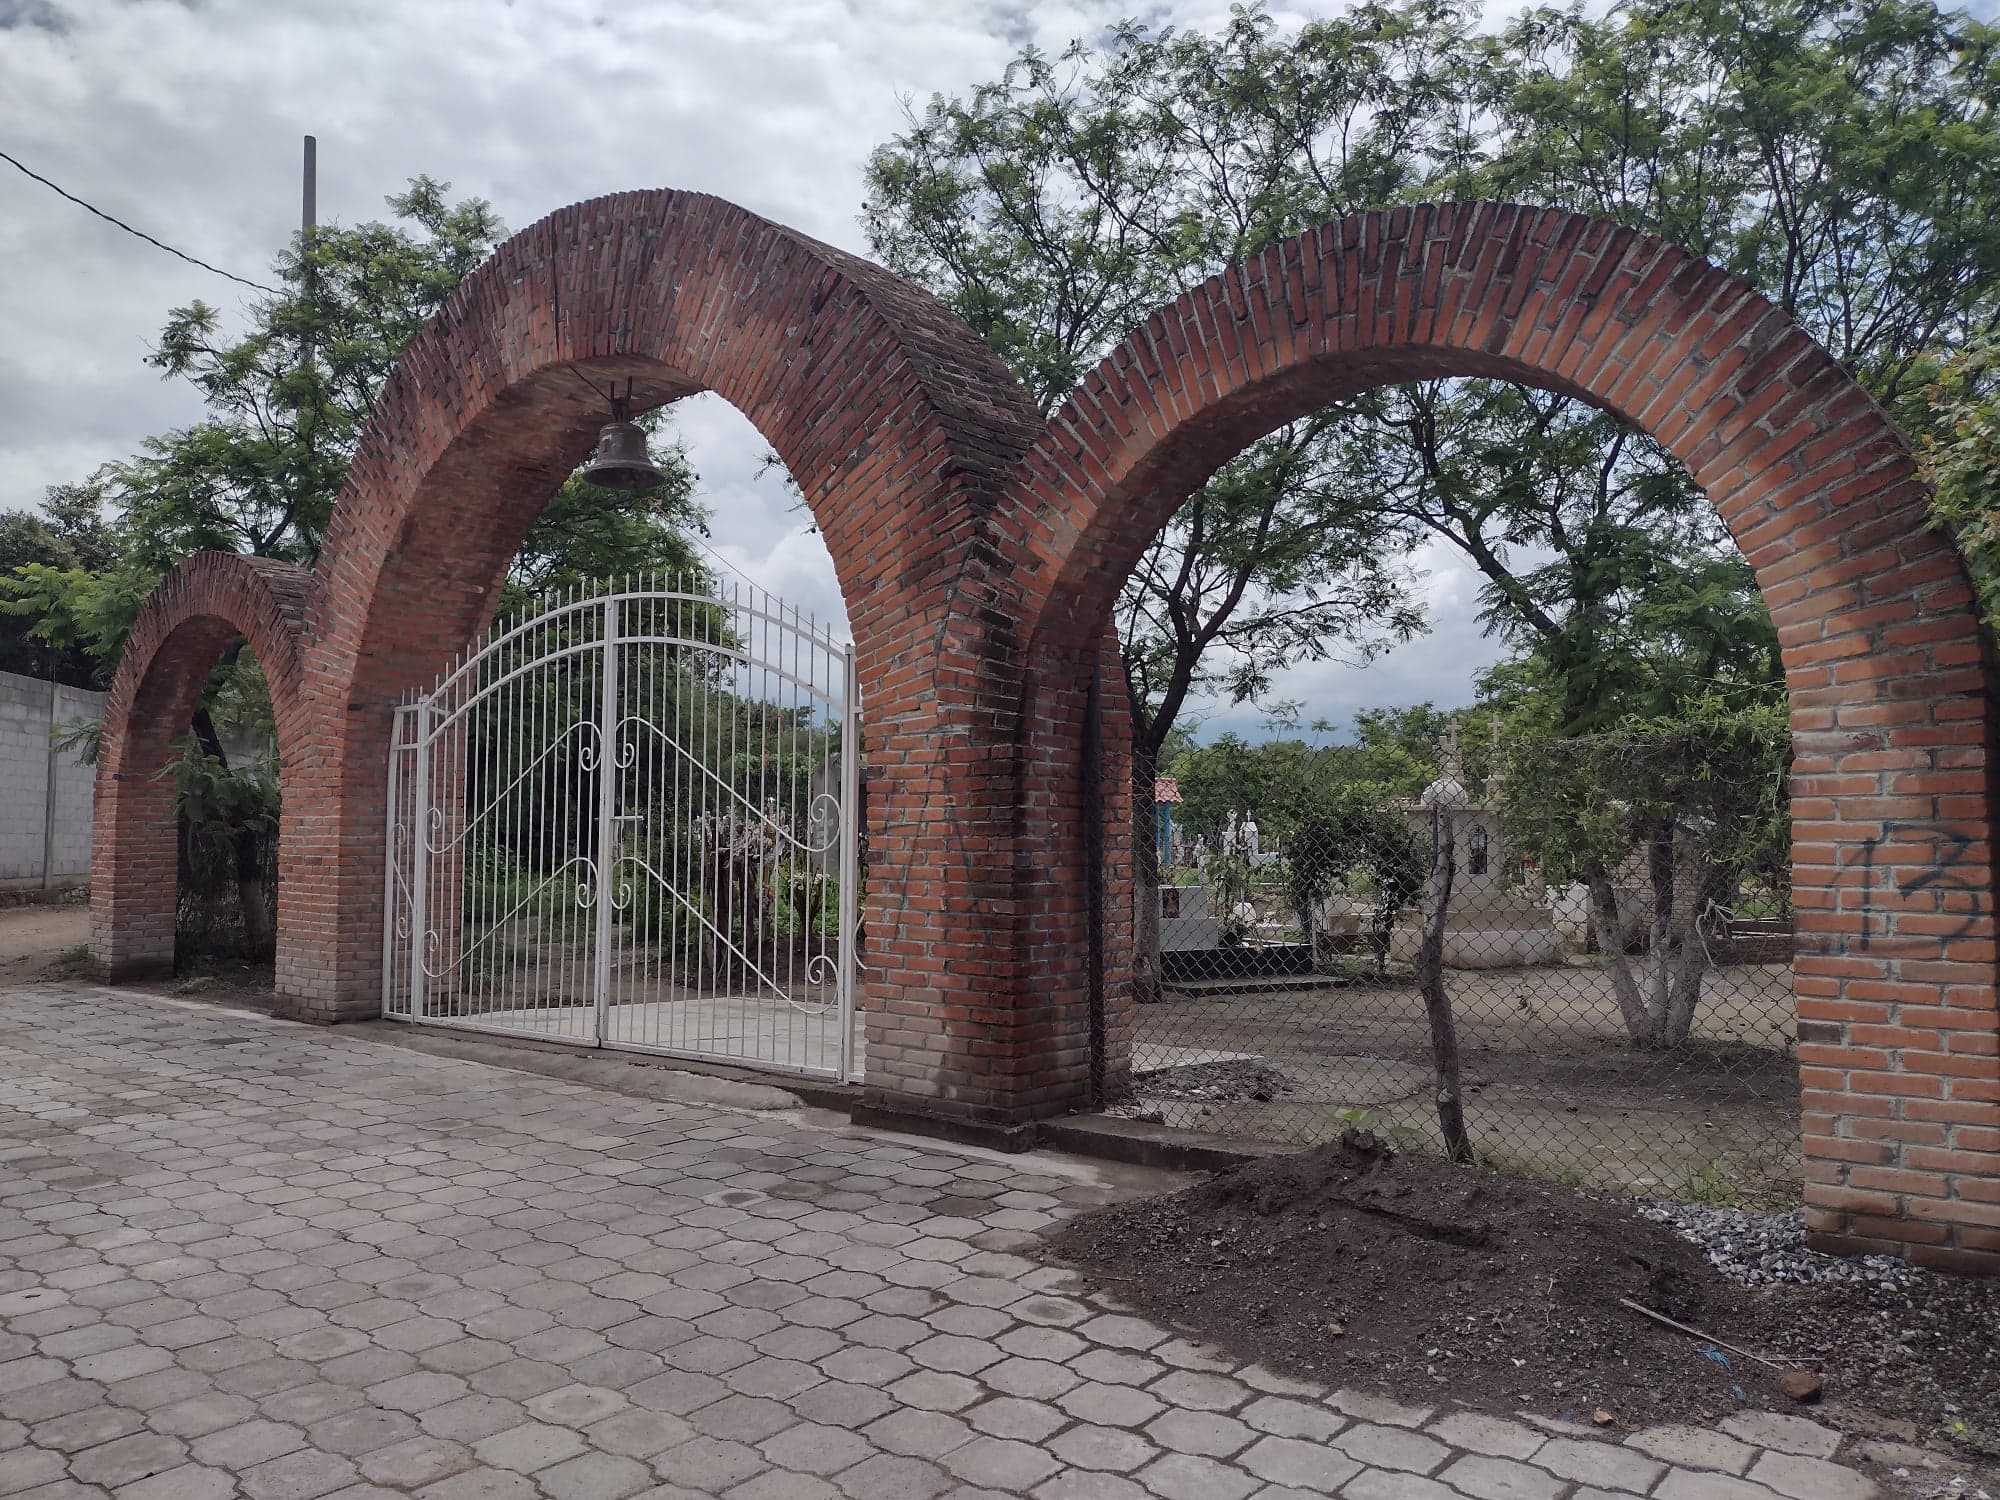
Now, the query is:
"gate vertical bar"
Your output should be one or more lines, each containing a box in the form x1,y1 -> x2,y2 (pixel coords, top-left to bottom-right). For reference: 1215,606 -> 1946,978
837,642 -> 860,1083
409,699 -> 431,1023
381,706 -> 405,1016
592,595 -> 621,1047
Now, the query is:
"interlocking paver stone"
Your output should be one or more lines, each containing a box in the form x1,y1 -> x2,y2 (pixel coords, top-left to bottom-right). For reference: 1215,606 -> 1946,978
1046,1423 -> 1159,1473
832,1451 -> 951,1500
940,1435 -> 1063,1490
1148,1371 -> 1250,1412
730,1473 -> 841,1500
471,1422 -> 585,1473
116,1462 -> 239,1500
687,1394 -> 796,1443
1436,1453 -> 1568,1500
239,1445 -> 360,1500
866,1407 -> 977,1458
412,1468 -> 538,1500
1059,1383 -> 1164,1429
190,1421 -> 304,1469
1136,1450 -> 1261,1500
1240,1434 -> 1366,1490
1532,1435 -> 1665,1491
654,1434 -> 766,1491
964,1396 -> 1065,1442
1333,1423 -> 1450,1474
1717,1411 -> 1842,1459
0,991 -> 1894,1500
1031,1473 -> 1150,1500
1423,1410 -> 1540,1459
1146,1408 -> 1253,1458
1628,1423 -> 1758,1474
536,1449 -> 654,1500
758,1420 -> 874,1474
354,1435 -> 473,1488
1330,1391 -> 1434,1428
307,1407 -> 418,1456
1340,1472 -> 1463,1499
1746,1450 -> 1880,1500
586,1408 -> 695,1458
1653,1472 -> 1793,1500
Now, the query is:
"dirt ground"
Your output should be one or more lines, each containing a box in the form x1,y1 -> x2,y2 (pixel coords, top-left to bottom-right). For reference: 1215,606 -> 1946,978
1125,961 -> 1802,1204
0,898 -> 86,976
1048,1133 -> 2000,1455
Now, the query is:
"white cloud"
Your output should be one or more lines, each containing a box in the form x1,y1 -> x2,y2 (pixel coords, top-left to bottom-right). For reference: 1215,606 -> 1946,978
0,0 -> 1514,723
1185,536 -> 1508,744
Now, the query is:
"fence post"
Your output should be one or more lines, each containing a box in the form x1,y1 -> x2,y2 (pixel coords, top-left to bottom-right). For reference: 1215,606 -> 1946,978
591,595 -> 620,1047
837,641 -> 861,1083
41,670 -> 57,898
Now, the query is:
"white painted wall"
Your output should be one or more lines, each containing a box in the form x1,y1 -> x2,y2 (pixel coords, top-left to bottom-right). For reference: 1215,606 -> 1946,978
0,671 -> 104,891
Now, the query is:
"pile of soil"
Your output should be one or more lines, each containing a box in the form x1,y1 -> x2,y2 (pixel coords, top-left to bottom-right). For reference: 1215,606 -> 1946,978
1047,1133 -> 2000,1443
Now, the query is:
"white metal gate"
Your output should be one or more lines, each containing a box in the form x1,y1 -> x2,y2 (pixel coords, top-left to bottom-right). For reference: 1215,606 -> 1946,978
382,580 -> 859,1081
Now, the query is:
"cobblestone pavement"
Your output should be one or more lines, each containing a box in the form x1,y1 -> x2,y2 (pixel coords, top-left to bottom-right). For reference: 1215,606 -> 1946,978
0,986 -> 1890,1500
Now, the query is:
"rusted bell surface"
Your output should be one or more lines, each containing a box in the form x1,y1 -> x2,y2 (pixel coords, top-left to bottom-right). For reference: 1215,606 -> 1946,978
581,418 -> 664,492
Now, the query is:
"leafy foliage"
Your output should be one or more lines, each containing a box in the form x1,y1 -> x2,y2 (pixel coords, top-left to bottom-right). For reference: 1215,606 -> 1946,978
1499,697 -> 1792,1047
868,0 -> 2000,755
1917,342 -> 2000,636
2,179 -> 713,967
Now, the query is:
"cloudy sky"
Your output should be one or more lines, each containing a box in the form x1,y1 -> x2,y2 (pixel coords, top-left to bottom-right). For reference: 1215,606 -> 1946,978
0,0 -> 1513,739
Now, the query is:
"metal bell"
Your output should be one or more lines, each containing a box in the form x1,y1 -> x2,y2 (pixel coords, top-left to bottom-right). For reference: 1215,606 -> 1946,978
580,415 -> 665,493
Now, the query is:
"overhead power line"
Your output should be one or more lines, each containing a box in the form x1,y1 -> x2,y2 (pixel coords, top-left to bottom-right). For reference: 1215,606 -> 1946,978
0,147 -> 277,294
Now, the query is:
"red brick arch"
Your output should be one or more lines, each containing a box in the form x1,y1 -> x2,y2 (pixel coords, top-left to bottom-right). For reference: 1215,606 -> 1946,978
226,191 -> 1044,1100
91,552 -> 314,978
91,191 -> 2000,1268
1003,203 -> 2000,1267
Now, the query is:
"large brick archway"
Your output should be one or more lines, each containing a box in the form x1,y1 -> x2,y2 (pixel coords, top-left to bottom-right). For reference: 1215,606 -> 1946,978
1002,203 -> 2000,1269
93,193 -> 1999,1268
94,190 -> 1050,1112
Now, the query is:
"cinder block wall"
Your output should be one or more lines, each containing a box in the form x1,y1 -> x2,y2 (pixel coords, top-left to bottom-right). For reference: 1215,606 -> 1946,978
0,672 -> 103,890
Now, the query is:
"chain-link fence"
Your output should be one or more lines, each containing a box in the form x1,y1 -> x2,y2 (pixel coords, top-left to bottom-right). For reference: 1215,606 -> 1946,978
1116,716 -> 1799,1207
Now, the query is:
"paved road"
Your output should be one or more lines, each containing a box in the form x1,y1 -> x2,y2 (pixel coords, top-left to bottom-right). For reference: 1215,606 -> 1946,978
0,985 -> 1885,1499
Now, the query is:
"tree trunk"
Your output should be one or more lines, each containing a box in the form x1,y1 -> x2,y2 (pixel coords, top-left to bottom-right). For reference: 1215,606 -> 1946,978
1417,805 -> 1473,1163
1644,831 -> 1677,1042
1586,867 -> 1656,1046
191,709 -> 277,965
234,826 -> 275,962
1661,833 -> 1716,1047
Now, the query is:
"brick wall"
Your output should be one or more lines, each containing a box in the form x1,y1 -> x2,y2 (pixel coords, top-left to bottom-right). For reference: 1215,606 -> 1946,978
90,193 -> 2000,1270
1000,204 -> 2000,1272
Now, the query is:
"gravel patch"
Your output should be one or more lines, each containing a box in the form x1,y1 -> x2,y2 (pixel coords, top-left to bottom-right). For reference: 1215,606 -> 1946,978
1636,1203 -> 1918,1290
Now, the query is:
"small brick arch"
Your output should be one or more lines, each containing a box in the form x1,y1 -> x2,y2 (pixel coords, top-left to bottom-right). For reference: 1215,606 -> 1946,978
1002,203 -> 2000,1267
91,552 -> 314,978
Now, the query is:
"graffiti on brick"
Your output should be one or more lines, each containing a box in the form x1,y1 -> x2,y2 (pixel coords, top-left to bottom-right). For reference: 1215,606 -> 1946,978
1858,821 -> 1985,951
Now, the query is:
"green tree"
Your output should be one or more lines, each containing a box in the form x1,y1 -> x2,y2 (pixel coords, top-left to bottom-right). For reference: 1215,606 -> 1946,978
5,180 -> 709,963
1917,341 -> 2000,635
0,483 -> 120,683
866,6 -> 1450,758
1497,695 -> 1792,1047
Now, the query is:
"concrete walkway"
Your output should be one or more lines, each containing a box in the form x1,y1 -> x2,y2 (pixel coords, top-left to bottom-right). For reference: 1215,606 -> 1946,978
0,986 -> 1898,1499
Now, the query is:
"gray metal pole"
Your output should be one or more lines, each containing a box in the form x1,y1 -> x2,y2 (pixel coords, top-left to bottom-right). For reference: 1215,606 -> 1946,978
40,661 -> 56,898
302,135 -> 316,241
